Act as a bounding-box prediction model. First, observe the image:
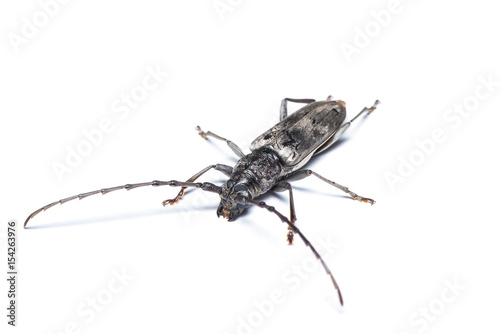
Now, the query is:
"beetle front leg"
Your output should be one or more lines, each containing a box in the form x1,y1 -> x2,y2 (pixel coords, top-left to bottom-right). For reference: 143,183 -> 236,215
282,170 -> 375,205
163,164 -> 233,206
274,181 -> 297,245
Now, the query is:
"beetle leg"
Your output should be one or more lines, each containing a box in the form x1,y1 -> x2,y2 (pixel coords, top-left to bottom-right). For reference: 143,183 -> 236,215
280,98 -> 316,121
314,100 -> 380,155
273,181 -> 298,245
349,99 -> 380,124
195,126 -> 245,158
163,164 -> 233,206
282,170 -> 375,205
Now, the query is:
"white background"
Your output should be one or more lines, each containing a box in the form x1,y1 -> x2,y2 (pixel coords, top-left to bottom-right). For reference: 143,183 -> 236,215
1,1 -> 500,333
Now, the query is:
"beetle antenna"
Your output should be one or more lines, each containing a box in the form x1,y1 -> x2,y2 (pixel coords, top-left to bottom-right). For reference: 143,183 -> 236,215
242,197 -> 344,306
24,180 -> 221,228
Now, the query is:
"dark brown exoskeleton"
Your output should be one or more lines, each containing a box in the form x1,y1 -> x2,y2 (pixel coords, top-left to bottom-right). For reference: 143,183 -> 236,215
25,96 -> 380,306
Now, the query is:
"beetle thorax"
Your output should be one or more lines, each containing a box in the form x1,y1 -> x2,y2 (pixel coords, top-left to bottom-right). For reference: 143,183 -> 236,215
232,148 -> 284,196
217,148 -> 284,221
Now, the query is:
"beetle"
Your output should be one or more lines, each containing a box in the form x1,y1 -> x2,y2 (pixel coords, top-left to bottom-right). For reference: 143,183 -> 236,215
24,96 -> 380,306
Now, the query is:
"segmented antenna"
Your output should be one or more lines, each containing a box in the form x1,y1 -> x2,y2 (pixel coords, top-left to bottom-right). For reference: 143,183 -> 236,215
242,196 -> 344,306
24,180 -> 221,228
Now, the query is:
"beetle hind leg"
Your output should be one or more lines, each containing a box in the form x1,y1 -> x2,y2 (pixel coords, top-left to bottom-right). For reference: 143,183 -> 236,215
281,169 -> 375,205
349,99 -> 380,125
314,100 -> 380,156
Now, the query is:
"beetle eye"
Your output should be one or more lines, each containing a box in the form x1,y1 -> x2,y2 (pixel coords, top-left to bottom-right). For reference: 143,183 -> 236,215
226,180 -> 233,188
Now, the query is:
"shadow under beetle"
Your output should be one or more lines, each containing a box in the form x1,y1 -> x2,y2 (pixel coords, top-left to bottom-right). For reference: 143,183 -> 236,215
25,96 -> 380,306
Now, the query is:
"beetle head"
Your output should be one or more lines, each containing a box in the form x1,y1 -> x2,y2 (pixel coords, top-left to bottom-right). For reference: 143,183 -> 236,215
217,177 -> 251,221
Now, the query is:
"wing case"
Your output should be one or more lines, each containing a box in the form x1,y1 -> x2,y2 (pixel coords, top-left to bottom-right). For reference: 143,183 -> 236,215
250,100 -> 346,170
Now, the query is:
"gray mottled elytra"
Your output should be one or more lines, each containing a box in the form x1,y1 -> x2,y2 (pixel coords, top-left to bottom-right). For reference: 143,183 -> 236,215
25,96 -> 380,307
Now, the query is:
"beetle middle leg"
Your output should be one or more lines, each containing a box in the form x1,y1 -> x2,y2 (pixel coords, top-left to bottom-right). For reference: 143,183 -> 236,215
163,164 -> 233,206
273,181 -> 297,245
195,126 -> 245,158
281,169 -> 375,205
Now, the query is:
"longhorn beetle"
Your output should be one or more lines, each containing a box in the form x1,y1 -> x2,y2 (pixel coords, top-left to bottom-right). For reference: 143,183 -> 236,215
25,96 -> 380,306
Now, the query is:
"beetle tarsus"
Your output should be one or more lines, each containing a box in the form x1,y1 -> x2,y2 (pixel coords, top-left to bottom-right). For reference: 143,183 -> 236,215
163,189 -> 185,206
287,229 -> 294,245
195,125 -> 208,139
367,100 -> 380,113
350,194 -> 375,205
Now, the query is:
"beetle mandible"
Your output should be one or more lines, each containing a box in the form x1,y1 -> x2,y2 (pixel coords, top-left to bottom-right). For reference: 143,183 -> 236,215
24,96 -> 380,306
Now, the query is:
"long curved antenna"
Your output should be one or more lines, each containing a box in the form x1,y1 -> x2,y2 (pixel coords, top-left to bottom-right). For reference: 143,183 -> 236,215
24,180 -> 221,228
242,197 -> 344,306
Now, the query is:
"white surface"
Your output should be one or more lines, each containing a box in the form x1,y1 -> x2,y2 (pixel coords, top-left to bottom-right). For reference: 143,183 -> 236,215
1,1 -> 499,333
